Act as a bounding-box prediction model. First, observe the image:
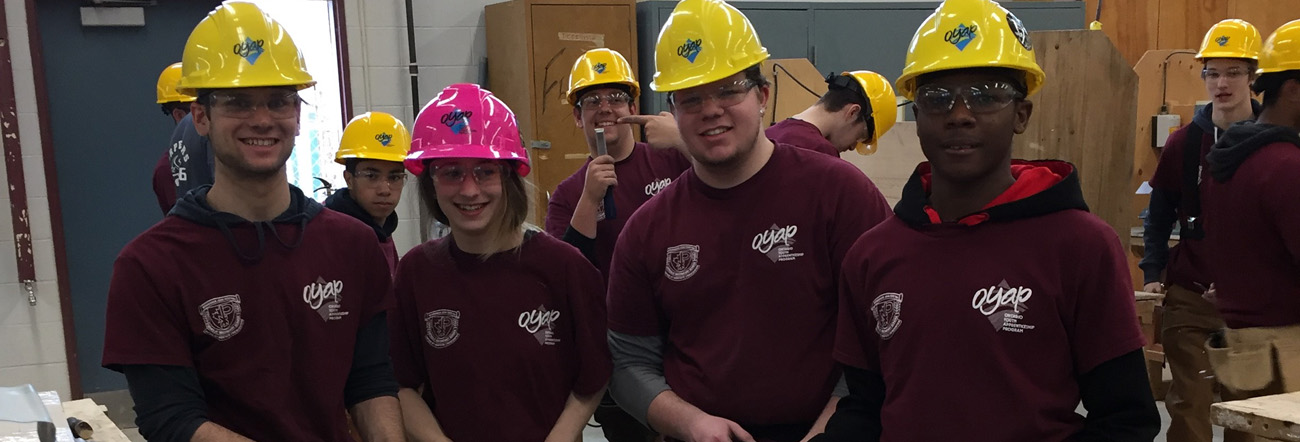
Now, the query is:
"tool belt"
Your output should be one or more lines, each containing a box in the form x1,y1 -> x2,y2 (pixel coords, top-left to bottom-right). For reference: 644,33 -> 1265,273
1205,324 -> 1300,393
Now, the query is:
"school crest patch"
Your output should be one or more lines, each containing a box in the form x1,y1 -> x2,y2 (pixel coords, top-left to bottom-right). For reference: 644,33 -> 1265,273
870,292 -> 903,340
424,309 -> 461,349
200,294 -> 244,341
664,244 -> 700,282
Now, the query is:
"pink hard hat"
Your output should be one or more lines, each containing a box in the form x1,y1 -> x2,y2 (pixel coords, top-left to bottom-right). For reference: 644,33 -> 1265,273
405,83 -> 530,177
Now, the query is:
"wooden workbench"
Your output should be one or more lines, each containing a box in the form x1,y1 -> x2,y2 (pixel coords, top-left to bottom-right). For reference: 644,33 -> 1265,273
1212,392 -> 1300,441
61,398 -> 132,442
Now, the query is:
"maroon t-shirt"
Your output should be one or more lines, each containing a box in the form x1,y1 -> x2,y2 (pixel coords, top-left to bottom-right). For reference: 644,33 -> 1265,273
607,144 -> 891,426
1204,141 -> 1300,328
765,118 -> 839,157
152,152 -> 177,215
102,210 -> 394,442
835,161 -> 1146,441
388,232 -> 611,441
545,142 -> 692,279
1148,123 -> 1215,289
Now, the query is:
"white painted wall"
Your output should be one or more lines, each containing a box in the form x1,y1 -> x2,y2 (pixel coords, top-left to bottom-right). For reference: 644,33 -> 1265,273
0,0 -> 72,400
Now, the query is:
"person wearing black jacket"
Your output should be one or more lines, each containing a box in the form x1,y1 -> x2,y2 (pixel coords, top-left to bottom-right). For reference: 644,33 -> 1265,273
326,111 -> 412,276
811,0 -> 1160,441
1141,19 -> 1263,442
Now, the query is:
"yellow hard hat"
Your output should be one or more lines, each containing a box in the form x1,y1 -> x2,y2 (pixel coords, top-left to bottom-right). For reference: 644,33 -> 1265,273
649,0 -> 769,92
177,1 -> 315,95
1196,19 -> 1262,60
336,112 -> 411,164
1257,19 -> 1300,75
156,62 -> 196,104
841,71 -> 898,156
896,0 -> 1045,100
565,48 -> 640,105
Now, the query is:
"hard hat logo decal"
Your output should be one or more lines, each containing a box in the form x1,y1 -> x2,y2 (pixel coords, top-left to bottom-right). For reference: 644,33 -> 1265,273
1006,13 -> 1033,51
376,132 -> 393,146
233,37 -> 267,65
441,109 -> 473,134
944,24 -> 978,51
593,62 -> 607,74
1216,35 -> 1230,46
677,39 -> 703,63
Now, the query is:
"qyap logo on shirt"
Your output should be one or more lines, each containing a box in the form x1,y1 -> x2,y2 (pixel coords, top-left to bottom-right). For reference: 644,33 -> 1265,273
518,305 -> 561,346
971,279 -> 1036,333
944,24 -> 978,51
751,224 -> 804,263
644,178 -> 672,196
303,277 -> 348,321
233,37 -> 266,65
677,38 -> 703,63
440,109 -> 473,134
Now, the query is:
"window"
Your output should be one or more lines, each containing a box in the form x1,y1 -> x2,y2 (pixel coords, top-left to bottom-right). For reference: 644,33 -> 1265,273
251,0 -> 346,200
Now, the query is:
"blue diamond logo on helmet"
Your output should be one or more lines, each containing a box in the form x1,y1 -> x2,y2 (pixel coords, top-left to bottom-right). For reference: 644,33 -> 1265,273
593,62 -> 607,74
233,37 -> 265,65
944,24 -> 979,51
376,132 -> 393,146
1216,35 -> 1230,46
677,38 -> 703,63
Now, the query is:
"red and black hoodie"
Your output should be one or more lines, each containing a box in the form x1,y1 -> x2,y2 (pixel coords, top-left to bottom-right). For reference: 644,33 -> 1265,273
816,160 -> 1158,442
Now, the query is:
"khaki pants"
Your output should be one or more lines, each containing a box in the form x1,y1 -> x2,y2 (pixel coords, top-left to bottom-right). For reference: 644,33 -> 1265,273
1162,284 -> 1227,442
1206,323 -> 1300,442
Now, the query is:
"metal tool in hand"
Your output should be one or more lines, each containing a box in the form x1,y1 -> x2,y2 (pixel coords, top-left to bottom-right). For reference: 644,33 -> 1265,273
594,128 -> 617,220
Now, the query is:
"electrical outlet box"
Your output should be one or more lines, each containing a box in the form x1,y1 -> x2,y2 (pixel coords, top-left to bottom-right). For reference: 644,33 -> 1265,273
1152,114 -> 1181,149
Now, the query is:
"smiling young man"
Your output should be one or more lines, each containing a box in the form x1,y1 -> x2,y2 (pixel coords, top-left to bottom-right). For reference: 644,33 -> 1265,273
1140,19 -> 1262,442
812,0 -> 1159,441
604,1 -> 892,441
102,3 -> 404,441
326,112 -> 412,275
544,48 -> 691,442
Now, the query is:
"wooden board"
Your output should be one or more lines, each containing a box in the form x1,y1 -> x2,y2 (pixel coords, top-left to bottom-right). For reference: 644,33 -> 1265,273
1083,0 -> 1300,67
762,58 -> 827,125
842,121 -> 925,208
1013,30 -> 1136,246
62,398 -> 132,442
1212,392 -> 1300,441
1127,48 -> 1206,288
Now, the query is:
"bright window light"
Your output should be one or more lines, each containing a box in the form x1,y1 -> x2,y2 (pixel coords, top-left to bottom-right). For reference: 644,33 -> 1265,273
251,0 -> 344,200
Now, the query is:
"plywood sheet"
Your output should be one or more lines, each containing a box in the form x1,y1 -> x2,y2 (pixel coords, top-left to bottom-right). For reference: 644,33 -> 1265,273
1212,392 -> 1300,441
762,58 -> 827,126
1013,30 -> 1137,245
843,121 -> 926,208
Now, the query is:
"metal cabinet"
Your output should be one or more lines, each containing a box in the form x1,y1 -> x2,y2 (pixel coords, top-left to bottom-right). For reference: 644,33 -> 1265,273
635,1 -> 1086,115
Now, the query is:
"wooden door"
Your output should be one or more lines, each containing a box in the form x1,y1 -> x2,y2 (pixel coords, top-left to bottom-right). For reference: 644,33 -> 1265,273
527,3 -> 636,222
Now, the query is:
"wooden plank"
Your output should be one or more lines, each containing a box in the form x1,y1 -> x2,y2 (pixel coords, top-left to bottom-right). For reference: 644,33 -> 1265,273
762,58 -> 826,125
1212,392 -> 1300,442
842,121 -> 926,208
1127,48 -> 1203,288
1156,0 -> 1232,51
1013,30 -> 1137,244
62,398 -> 132,442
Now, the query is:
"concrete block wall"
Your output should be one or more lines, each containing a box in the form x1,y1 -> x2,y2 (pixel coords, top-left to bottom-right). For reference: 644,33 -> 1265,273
0,0 -> 71,400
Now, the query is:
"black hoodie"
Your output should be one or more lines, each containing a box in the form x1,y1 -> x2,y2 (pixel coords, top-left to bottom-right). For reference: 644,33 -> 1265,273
169,184 -> 321,264
323,187 -> 399,242
1207,121 -> 1300,182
